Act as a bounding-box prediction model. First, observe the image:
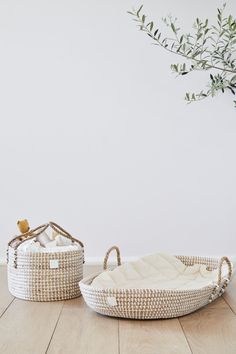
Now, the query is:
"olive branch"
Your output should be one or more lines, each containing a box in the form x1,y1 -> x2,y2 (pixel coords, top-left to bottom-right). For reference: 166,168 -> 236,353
128,4 -> 236,107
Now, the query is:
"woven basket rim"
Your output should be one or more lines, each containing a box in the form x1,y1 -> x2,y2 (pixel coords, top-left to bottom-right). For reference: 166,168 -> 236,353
8,244 -> 83,255
79,254 -> 225,293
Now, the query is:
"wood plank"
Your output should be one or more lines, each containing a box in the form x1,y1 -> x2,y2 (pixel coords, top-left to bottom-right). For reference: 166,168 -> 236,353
0,298 -> 63,354
119,317 -> 191,354
223,270 -> 236,314
179,297 -> 236,354
47,297 -> 119,354
0,265 -> 14,317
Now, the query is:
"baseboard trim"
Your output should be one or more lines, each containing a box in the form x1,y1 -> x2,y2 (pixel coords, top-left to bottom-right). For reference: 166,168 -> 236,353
1,255 -> 236,266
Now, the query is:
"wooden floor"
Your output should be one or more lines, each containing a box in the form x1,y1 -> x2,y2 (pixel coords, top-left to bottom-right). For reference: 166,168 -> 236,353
0,265 -> 236,354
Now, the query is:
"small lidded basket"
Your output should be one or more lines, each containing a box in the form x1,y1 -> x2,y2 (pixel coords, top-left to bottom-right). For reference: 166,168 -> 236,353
7,221 -> 84,301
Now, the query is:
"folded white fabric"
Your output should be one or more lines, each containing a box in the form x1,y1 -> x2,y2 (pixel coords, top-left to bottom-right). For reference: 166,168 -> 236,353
36,231 -> 72,248
45,240 -> 57,248
37,232 -> 51,247
55,235 -> 72,246
91,253 -> 230,290
18,233 -> 80,253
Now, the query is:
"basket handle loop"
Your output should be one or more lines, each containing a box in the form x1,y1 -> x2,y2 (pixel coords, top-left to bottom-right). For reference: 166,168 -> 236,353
103,246 -> 121,270
49,221 -> 84,248
217,256 -> 233,286
8,223 -> 50,249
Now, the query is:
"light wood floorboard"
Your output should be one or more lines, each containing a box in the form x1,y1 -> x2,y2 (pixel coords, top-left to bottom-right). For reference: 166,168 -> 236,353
47,297 -> 119,354
47,265 -> 118,354
223,268 -> 236,314
119,318 -> 191,354
0,297 -> 63,354
0,266 -> 14,317
179,297 -> 236,354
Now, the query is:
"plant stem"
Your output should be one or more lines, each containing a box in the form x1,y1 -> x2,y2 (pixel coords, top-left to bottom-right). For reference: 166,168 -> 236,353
141,21 -> 236,74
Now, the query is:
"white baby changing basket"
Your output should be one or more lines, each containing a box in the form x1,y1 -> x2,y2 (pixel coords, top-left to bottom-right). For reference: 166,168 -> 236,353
7,222 -> 84,302
79,246 -> 232,319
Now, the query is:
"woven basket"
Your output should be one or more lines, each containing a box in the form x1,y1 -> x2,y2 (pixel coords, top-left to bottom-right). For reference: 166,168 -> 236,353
7,222 -> 84,302
80,246 -> 233,319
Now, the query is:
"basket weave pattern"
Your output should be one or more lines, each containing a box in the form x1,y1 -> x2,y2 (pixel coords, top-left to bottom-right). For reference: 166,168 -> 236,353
80,246 -> 232,319
8,222 -> 84,302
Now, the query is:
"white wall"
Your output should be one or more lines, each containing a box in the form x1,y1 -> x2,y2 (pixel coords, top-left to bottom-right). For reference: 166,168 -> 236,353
0,0 -> 236,263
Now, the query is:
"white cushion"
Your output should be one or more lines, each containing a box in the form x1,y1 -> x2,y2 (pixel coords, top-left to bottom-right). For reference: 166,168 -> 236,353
91,253 -> 229,290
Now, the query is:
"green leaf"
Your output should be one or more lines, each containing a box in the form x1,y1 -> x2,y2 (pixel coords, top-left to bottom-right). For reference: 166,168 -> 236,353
137,5 -> 143,17
231,75 -> 236,83
228,86 -> 235,95
192,51 -> 201,58
197,33 -> 203,40
171,23 -> 176,33
154,29 -> 159,36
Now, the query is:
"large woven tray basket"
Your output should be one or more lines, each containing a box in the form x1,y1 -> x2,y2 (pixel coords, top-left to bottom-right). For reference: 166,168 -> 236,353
7,222 -> 84,302
80,246 -> 232,319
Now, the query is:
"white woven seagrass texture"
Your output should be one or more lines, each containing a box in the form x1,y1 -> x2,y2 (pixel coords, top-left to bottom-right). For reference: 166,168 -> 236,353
7,222 -> 84,302
79,246 -> 232,320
